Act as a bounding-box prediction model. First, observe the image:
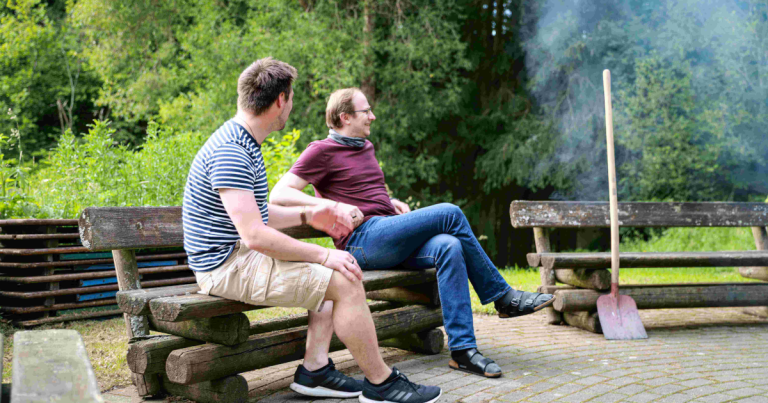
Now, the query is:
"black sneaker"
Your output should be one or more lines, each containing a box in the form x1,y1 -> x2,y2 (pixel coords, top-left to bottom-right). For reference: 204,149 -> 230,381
360,367 -> 441,403
290,358 -> 363,398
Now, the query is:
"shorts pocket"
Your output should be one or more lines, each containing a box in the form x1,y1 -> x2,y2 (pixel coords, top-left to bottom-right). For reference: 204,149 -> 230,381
196,273 -> 214,295
247,254 -> 272,303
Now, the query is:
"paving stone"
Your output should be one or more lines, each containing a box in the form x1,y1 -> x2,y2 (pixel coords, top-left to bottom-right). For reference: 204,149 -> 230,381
691,393 -> 738,403
649,384 -> 688,395
573,375 -> 609,386
736,396 -> 768,403
101,308 -> 768,403
624,393 -> 663,403
724,388 -> 768,398
613,384 -> 650,395
459,391 -> 496,403
604,378 -> 643,389
496,390 -> 535,402
680,379 -> 716,388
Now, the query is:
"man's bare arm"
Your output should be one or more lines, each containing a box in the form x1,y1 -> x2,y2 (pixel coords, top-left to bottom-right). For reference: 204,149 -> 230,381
272,173 -> 364,227
219,188 -> 361,281
271,173 -> 332,207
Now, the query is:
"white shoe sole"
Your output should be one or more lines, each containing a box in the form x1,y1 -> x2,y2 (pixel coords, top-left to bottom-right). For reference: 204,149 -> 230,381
359,390 -> 442,403
290,382 -> 362,398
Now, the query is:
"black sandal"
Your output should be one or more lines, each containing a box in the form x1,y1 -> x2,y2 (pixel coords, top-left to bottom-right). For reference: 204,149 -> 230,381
497,290 -> 555,319
448,348 -> 502,378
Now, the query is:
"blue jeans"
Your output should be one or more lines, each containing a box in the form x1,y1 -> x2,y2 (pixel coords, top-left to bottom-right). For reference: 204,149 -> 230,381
344,203 -> 512,351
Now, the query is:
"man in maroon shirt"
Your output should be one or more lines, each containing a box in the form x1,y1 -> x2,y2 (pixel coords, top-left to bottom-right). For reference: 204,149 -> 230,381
272,88 -> 555,379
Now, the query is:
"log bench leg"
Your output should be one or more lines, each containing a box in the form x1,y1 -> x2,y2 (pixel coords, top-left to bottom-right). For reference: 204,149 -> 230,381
162,374 -> 248,403
534,228 -> 562,325
741,227 -> 768,318
562,311 -> 602,334
380,328 -> 445,354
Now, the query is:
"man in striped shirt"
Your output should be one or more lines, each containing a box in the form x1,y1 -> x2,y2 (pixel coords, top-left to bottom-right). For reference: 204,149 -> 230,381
182,58 -> 441,403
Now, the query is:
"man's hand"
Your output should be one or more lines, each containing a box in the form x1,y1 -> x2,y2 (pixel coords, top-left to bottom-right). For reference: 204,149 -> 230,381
336,202 -> 364,228
307,204 -> 354,238
321,249 -> 363,282
391,199 -> 411,215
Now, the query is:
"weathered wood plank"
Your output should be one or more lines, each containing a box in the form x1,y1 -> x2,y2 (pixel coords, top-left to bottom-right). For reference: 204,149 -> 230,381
563,311 -> 602,334
540,251 -> 768,270
738,227 -> 768,280
79,207 -> 326,250
117,284 -> 201,316
553,283 -> 768,312
162,375 -> 248,403
533,227 -> 561,325
366,282 -> 440,307
510,201 -> 768,228
12,330 -> 103,403
151,269 -> 437,322
379,328 -> 444,354
113,250 -> 150,339
128,302 -> 400,375
166,304 -> 444,384
555,269 -> 611,290
148,314 -> 250,346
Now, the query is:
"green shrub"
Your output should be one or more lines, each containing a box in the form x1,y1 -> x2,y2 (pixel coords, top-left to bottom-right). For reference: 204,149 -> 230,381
25,121 -> 302,218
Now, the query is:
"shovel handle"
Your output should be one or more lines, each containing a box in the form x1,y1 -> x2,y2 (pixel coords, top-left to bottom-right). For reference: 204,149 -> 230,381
603,69 -> 620,296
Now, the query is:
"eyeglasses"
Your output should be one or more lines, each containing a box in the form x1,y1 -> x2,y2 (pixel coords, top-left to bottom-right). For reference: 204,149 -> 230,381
352,107 -> 373,115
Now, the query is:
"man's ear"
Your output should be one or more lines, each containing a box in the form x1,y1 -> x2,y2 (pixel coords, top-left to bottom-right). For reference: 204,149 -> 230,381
276,92 -> 287,108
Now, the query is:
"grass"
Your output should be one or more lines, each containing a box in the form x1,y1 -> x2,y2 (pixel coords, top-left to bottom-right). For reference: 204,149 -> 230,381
1,226 -> 760,392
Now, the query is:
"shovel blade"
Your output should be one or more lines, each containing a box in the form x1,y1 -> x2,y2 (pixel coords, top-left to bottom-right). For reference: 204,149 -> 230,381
596,294 -> 648,340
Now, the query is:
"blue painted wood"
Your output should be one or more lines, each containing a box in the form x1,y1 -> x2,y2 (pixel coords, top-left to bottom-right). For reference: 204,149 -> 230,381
60,252 -> 112,261
79,277 -> 118,287
77,291 -> 118,301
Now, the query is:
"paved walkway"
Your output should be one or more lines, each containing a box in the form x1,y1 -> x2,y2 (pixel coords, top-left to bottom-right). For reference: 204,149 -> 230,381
105,307 -> 768,403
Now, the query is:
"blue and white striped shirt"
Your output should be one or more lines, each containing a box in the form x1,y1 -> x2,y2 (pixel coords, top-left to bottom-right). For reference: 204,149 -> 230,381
182,120 -> 269,272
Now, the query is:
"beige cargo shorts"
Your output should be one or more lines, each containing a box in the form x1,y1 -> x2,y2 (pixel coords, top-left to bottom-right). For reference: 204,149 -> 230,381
193,241 -> 333,312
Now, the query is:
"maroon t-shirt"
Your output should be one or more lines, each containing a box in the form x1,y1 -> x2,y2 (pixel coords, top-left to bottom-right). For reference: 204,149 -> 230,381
289,138 -> 397,249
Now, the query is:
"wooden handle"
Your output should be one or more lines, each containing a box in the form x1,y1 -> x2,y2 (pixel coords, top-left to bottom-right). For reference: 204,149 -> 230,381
603,69 -> 620,293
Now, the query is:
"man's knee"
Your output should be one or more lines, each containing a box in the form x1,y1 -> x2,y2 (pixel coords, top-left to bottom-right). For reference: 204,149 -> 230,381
435,202 -> 463,216
326,271 -> 366,302
433,234 -> 462,256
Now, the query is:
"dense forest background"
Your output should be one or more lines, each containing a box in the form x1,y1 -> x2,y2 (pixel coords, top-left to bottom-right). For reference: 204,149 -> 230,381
2,0 -> 768,266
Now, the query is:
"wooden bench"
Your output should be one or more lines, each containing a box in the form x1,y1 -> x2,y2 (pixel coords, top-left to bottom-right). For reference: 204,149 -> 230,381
10,329 -> 103,403
510,201 -> 768,334
78,207 -> 444,403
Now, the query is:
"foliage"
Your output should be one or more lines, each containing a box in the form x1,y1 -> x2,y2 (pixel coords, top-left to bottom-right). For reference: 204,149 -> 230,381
6,0 -> 768,265
0,0 -> 100,152
24,121 -> 301,219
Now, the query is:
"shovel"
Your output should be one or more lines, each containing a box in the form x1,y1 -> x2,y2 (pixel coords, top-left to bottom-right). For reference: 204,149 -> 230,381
596,69 -> 648,340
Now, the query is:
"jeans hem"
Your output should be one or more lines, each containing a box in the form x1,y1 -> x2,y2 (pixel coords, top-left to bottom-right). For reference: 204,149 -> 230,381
448,343 -> 478,352
480,285 -> 513,306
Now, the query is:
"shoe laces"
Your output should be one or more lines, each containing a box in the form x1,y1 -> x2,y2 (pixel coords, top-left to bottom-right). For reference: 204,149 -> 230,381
392,371 -> 421,395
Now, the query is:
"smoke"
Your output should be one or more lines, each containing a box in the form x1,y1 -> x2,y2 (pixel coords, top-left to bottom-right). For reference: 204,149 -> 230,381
523,0 -> 768,201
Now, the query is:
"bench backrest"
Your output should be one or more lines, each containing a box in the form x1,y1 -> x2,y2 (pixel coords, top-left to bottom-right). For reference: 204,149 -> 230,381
510,201 -> 768,228
79,206 -> 326,251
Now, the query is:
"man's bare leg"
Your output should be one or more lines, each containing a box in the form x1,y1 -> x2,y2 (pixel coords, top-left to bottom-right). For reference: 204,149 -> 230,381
324,272 -> 390,384
303,301 -> 334,371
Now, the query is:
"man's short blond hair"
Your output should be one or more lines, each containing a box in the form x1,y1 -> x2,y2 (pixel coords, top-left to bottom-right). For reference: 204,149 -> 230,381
237,57 -> 298,116
325,88 -> 361,129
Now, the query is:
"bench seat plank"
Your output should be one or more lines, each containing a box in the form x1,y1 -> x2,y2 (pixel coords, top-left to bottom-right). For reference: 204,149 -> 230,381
149,268 -> 437,322
510,201 -> 768,228
12,330 -> 102,403
528,251 -> 768,270
553,282 -> 768,312
166,304 -> 444,385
